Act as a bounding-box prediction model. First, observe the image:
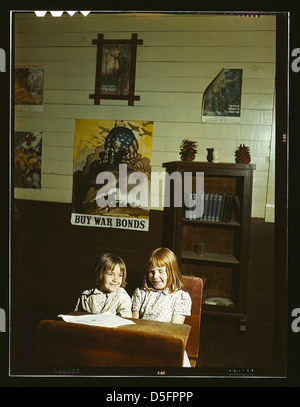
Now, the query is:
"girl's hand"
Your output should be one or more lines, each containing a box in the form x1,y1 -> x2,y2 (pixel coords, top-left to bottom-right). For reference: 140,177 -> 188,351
171,314 -> 185,324
132,311 -> 140,319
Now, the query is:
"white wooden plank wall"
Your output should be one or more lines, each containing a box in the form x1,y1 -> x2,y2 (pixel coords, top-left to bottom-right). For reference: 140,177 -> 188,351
14,12 -> 276,221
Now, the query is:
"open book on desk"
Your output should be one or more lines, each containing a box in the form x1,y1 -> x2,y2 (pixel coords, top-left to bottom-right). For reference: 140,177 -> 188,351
57,312 -> 136,328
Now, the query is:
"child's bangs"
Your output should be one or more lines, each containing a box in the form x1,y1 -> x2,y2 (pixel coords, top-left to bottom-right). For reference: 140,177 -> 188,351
148,256 -> 165,271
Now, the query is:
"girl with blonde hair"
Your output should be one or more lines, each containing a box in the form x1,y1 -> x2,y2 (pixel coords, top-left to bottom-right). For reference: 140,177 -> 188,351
132,247 -> 192,366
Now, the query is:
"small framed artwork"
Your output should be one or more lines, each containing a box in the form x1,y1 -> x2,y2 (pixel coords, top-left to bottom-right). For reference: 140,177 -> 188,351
89,33 -> 143,106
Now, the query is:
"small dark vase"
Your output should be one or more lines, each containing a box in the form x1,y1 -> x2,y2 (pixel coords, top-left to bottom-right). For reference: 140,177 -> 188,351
206,148 -> 214,163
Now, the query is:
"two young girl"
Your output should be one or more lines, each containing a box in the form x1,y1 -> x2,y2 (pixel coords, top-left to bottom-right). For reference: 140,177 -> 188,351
75,248 -> 192,367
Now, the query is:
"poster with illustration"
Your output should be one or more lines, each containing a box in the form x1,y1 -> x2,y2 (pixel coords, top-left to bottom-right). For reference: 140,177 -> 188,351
71,119 -> 153,231
15,65 -> 44,111
14,131 -> 42,189
202,68 -> 243,122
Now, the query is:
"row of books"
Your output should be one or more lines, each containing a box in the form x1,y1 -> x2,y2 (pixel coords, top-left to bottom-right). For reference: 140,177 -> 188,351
184,192 -> 238,222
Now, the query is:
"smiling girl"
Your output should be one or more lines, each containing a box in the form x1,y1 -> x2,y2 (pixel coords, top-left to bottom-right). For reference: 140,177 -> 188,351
75,253 -> 132,317
132,247 -> 192,366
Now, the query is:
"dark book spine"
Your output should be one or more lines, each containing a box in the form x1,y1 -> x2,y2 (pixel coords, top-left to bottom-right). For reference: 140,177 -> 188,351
215,194 -> 223,222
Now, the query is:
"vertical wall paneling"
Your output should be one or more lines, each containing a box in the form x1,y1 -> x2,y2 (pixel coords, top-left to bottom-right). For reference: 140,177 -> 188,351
14,12 -> 276,220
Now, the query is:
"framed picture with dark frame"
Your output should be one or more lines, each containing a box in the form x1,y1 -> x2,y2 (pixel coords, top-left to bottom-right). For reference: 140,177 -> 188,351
89,33 -> 143,106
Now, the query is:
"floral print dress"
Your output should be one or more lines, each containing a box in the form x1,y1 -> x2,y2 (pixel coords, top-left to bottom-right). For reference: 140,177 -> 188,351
132,287 -> 192,367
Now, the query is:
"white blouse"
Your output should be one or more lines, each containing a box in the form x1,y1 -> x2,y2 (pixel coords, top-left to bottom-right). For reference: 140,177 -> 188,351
75,287 -> 132,318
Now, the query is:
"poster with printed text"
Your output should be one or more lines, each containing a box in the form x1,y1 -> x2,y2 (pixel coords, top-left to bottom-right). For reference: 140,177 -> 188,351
202,68 -> 243,123
101,44 -> 131,96
71,119 -> 153,231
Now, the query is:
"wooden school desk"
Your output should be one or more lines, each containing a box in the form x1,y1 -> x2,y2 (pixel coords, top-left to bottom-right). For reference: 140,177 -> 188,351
35,316 -> 191,368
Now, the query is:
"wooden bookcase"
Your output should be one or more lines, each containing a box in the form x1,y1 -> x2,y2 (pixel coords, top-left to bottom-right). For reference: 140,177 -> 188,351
162,161 -> 256,331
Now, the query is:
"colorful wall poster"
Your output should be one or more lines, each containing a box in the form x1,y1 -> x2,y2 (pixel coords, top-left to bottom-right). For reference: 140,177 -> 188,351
14,131 -> 42,189
15,65 -> 44,111
71,119 -> 153,231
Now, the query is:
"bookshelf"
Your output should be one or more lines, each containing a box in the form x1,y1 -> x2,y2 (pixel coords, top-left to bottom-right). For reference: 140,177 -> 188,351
162,161 -> 256,331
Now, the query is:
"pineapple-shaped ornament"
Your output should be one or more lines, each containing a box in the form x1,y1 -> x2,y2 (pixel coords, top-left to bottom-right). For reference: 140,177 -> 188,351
235,144 -> 251,164
180,139 -> 198,161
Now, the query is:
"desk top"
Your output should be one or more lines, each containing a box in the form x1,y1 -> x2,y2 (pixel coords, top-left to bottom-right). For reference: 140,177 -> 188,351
66,312 -> 191,348
115,317 -> 190,347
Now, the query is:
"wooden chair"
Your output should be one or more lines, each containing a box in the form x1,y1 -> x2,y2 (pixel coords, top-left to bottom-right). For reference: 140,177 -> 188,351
182,275 -> 204,367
